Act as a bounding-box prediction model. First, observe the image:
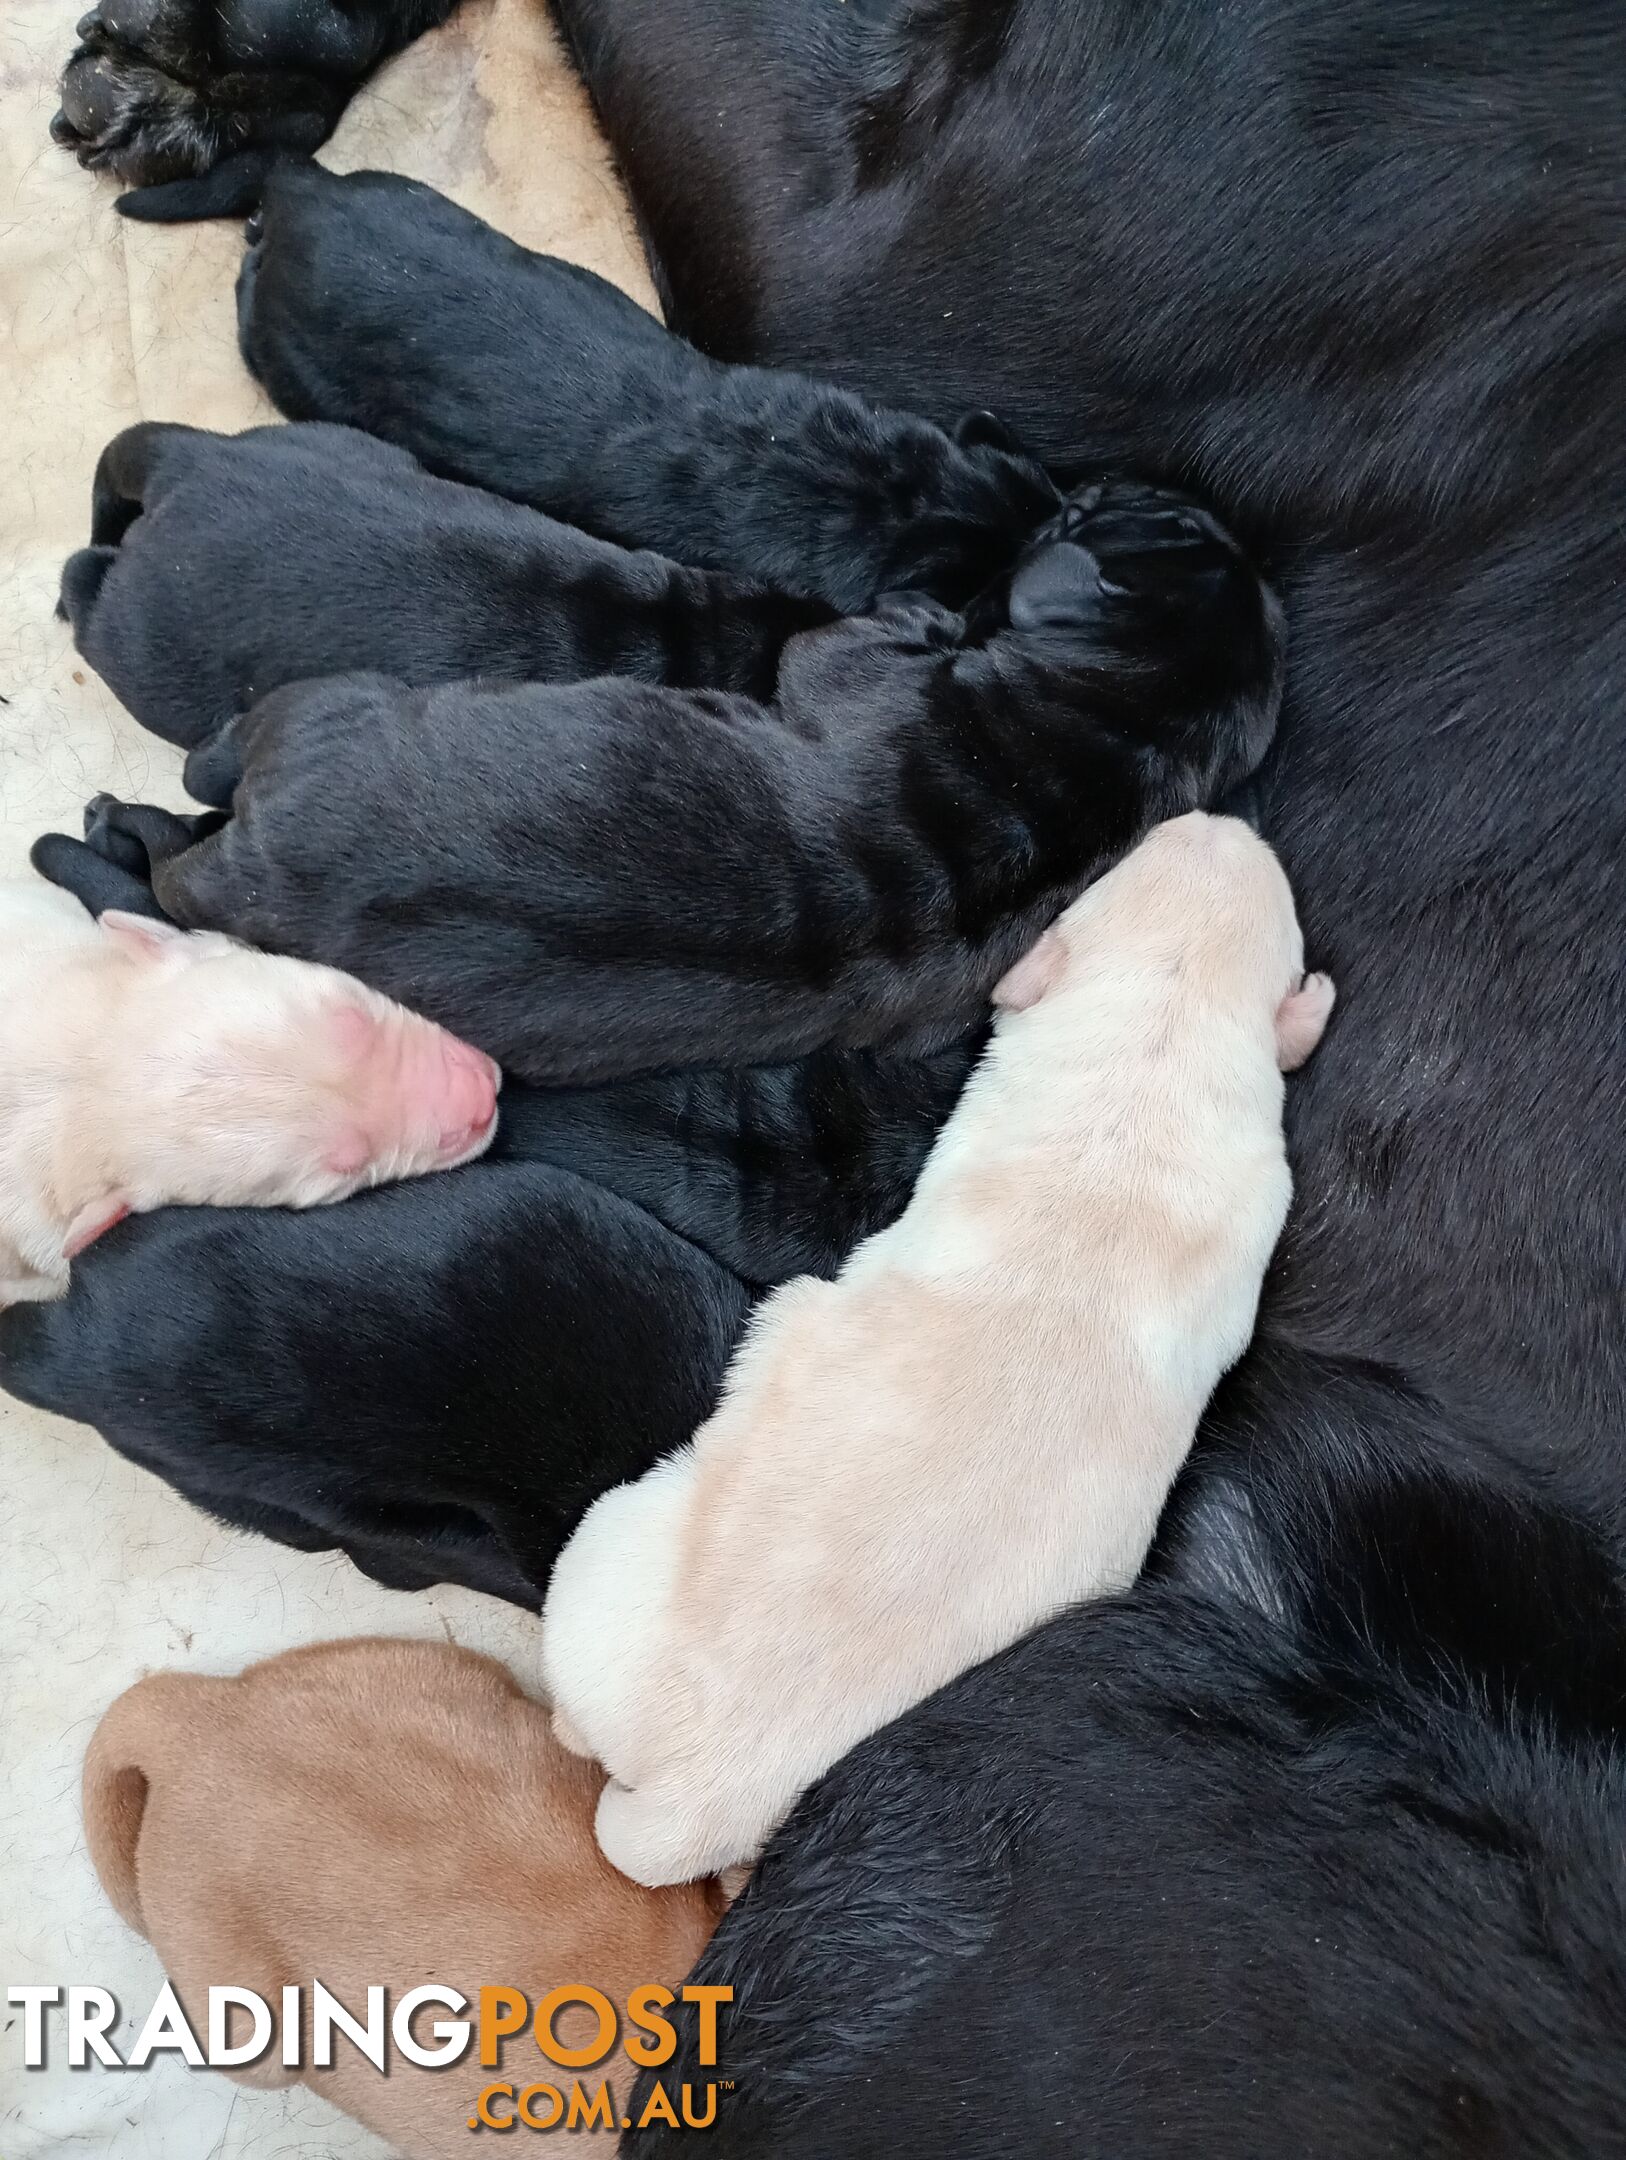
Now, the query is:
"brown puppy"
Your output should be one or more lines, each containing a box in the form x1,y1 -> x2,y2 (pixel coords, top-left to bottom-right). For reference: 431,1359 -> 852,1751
83,1638 -> 726,2156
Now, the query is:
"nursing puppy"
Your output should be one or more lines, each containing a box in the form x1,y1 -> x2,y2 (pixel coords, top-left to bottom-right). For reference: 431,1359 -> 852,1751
143,481 -> 1283,1084
83,1639 -> 726,2158
222,162 -> 1058,613
541,815 -> 1334,1885
0,877 -> 497,1306
5,824 -> 968,1603
62,420 -> 833,750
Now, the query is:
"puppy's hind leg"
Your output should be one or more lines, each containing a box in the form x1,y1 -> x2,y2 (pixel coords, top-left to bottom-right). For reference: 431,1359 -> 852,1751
29,834 -> 171,923
596,1777 -> 749,1891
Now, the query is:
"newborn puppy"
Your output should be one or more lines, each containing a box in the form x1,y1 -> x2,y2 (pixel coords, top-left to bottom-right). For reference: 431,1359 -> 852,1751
62,421 -> 831,749
83,1639 -> 725,2159
0,878 -> 497,1306
146,480 -> 1284,1084
541,815 -> 1335,1885
5,818 -> 968,1604
223,161 -> 1060,614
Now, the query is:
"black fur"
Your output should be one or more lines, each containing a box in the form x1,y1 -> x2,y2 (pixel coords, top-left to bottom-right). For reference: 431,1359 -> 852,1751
0,1133 -> 746,1609
627,1505 -> 1626,2158
50,0 -> 451,185
59,419 -> 833,748
134,481 -> 1281,1082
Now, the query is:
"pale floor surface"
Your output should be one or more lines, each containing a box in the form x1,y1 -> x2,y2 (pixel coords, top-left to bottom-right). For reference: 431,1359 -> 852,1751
0,4 -> 655,2149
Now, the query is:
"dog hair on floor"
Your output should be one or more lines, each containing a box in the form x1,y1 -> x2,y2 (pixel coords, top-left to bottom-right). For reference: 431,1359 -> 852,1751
542,816 -> 1332,1883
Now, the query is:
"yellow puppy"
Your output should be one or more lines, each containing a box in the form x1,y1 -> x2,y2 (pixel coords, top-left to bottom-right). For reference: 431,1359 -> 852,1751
542,813 -> 1335,1886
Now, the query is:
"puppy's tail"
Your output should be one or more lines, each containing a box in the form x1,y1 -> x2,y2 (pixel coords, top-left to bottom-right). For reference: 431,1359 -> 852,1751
115,148 -> 288,224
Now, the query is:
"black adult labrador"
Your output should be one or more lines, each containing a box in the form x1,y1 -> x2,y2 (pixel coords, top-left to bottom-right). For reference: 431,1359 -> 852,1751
49,1 -> 1626,2150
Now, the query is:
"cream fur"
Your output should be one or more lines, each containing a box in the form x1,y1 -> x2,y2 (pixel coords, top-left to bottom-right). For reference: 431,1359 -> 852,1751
0,877 -> 500,1303
541,813 -> 1335,1886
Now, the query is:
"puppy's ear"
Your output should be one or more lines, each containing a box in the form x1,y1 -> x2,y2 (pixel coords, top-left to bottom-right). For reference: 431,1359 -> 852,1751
1275,971 -> 1336,1071
99,911 -> 189,965
993,926 -> 1068,1013
953,407 -> 1021,456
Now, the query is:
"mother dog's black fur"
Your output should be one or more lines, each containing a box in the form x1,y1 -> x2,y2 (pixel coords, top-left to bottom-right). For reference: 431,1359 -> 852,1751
6,821 -> 972,1601
49,0 -> 1626,2147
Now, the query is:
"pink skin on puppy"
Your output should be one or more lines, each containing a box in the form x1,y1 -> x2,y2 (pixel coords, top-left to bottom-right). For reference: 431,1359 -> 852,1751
0,881 -> 500,1305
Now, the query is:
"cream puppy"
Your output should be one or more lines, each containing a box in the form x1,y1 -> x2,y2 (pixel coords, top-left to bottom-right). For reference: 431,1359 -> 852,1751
541,813 -> 1335,1886
0,878 -> 500,1304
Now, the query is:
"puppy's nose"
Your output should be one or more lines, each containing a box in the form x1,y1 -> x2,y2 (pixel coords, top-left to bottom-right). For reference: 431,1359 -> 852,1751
244,208 -> 264,245
434,1040 -> 500,1156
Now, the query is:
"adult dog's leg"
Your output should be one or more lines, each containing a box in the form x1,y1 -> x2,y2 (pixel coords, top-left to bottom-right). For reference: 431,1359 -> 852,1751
52,0 -> 459,187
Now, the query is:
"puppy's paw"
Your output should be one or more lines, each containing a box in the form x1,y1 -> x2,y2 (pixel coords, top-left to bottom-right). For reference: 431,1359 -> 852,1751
52,3 -> 341,188
1275,970 -> 1336,1072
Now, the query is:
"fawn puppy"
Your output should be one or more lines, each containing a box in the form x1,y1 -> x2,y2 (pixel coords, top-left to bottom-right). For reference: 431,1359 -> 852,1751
84,1639 -> 725,2157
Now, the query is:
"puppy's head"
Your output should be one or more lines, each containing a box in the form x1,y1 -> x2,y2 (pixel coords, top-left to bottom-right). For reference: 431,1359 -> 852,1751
995,815 -> 1334,1071
970,477 -> 1284,731
90,912 -> 500,1222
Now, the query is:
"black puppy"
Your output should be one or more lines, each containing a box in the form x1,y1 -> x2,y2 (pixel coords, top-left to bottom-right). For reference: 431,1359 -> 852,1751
61,420 -> 833,747
132,481 -> 1280,1083
226,162 -> 1060,612
8,820 -> 972,1600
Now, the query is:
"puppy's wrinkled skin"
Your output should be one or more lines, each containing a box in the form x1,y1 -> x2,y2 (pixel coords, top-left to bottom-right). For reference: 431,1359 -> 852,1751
0,878 -> 497,1306
541,816 -> 1332,1885
83,1639 -> 725,2157
6,816 -> 967,1604
62,421 -> 832,749
147,482 -> 1283,1084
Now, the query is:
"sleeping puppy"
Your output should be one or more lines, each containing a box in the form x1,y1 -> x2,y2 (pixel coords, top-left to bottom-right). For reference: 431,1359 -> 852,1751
83,1638 -> 725,2158
0,876 -> 497,1307
140,480 -> 1284,1083
4,823 -> 968,1604
540,815 -> 1334,1885
61,420 -> 832,749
